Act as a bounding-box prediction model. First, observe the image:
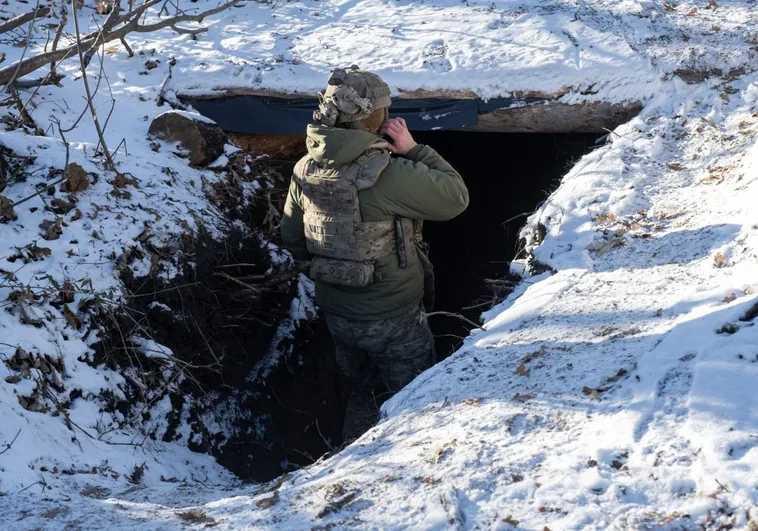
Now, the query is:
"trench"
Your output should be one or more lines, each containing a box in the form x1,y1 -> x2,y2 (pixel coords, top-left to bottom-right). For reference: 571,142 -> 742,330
243,131 -> 602,477
123,129 -> 602,483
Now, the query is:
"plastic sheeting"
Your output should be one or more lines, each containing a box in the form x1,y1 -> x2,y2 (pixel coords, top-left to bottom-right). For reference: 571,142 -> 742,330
181,95 -> 550,133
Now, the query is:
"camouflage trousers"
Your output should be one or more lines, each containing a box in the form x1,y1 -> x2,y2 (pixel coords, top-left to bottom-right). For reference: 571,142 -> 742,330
325,304 -> 436,442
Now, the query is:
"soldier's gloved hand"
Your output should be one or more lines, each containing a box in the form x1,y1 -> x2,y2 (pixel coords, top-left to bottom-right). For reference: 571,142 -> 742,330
379,117 -> 417,156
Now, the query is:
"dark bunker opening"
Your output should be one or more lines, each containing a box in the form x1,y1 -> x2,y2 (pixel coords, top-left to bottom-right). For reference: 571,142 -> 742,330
412,131 -> 601,358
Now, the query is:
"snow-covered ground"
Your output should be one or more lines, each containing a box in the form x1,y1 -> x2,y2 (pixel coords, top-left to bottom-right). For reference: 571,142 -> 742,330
167,0 -> 663,102
0,0 -> 757,528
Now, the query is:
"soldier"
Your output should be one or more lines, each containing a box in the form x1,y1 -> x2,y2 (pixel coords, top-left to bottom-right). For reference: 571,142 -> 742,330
280,66 -> 469,442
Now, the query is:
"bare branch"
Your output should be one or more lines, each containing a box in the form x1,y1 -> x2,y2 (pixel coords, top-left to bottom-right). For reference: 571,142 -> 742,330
170,24 -> 207,38
17,480 -> 47,494
14,72 -> 65,88
500,212 -> 531,225
156,56 -> 175,103
127,282 -> 202,298
0,6 -> 51,36
213,271 -> 262,293
8,86 -> 44,135
52,116 -> 72,167
115,0 -> 164,26
0,428 -> 22,456
0,0 -> 249,86
460,299 -> 497,311
5,0 -> 44,90
83,0 -> 122,68
119,36 -> 134,57
135,0 -> 245,33
50,6 -> 67,60
93,40 -> 117,155
214,262 -> 309,297
214,263 -> 259,269
6,170 -> 67,210
71,0 -> 115,169
423,311 -> 482,330
112,137 -> 128,158
236,262 -> 309,284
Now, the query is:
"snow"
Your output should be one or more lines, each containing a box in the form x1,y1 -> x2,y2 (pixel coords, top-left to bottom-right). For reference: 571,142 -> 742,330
0,0 -> 757,528
155,109 -> 217,125
167,0 -> 665,102
247,274 -> 317,381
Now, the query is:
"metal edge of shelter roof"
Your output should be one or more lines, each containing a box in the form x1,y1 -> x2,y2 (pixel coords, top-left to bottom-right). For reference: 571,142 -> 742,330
180,95 -> 551,134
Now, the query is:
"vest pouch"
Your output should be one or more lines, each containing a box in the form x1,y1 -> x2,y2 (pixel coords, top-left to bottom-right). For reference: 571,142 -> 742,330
310,257 -> 375,288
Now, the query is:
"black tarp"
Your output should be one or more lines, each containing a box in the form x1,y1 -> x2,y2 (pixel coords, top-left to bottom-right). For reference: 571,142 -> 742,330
181,95 -> 550,133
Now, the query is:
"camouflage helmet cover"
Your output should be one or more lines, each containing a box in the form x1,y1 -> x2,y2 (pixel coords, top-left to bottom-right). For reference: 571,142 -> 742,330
314,66 -> 392,127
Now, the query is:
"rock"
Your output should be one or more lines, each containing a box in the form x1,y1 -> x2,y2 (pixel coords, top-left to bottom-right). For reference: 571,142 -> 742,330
0,194 -> 16,222
148,111 -> 227,166
60,163 -> 89,193
51,196 -> 76,214
40,219 -> 62,240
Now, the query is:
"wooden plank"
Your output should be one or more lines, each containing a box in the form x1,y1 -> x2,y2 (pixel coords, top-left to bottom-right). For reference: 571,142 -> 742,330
227,132 -> 307,159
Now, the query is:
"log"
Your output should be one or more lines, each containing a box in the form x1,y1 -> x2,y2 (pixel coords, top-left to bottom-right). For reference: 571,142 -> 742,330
148,111 -> 227,166
226,132 -> 306,159
0,6 -> 51,36
467,101 -> 643,133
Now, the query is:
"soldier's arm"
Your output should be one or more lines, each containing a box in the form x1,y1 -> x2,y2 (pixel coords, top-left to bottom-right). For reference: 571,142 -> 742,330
280,178 -> 311,261
369,145 -> 469,221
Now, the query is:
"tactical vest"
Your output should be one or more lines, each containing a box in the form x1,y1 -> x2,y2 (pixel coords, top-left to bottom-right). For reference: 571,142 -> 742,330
294,146 -> 416,288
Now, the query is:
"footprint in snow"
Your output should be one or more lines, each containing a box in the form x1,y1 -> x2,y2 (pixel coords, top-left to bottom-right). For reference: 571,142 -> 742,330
634,355 -> 695,442
656,362 -> 694,404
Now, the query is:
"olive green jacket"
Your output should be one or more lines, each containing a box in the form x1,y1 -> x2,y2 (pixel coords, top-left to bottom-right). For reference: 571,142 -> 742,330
280,125 -> 469,321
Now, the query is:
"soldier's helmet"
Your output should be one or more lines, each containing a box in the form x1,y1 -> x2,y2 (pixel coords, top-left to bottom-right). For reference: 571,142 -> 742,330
313,66 -> 392,127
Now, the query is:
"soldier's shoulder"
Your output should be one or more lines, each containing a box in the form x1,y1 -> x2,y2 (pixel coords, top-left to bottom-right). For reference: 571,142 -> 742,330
293,154 -> 314,178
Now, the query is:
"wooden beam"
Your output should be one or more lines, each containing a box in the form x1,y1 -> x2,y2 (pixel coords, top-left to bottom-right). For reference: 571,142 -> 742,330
227,132 -> 306,159
467,101 -> 642,133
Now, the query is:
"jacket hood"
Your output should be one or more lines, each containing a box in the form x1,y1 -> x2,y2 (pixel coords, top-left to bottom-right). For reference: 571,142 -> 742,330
306,125 -> 381,167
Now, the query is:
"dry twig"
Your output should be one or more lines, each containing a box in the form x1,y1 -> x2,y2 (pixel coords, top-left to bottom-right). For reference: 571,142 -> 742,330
6,173 -> 68,209
423,311 -> 482,330
83,0 -> 122,68
0,428 -> 21,456
0,0 -> 250,86
71,0 -> 115,169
